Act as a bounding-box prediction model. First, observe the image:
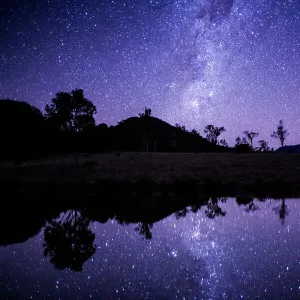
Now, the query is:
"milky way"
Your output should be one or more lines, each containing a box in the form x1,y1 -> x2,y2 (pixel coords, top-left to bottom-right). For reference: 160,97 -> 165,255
0,0 -> 299,146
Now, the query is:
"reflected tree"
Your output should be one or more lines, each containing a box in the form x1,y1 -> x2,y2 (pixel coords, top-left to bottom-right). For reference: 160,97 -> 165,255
135,222 -> 153,240
245,199 -> 259,212
175,207 -> 189,219
236,197 -> 259,212
273,199 -> 289,225
43,210 -> 96,271
205,198 -> 227,219
190,203 -> 204,214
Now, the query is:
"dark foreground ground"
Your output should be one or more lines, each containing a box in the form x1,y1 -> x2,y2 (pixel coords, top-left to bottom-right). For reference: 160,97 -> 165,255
1,152 -> 300,197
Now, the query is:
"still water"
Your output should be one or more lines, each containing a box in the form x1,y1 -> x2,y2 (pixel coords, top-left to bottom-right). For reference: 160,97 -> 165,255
0,199 -> 299,299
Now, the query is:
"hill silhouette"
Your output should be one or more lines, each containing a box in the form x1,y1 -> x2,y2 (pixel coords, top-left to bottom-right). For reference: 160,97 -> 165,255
0,99 -> 47,160
276,144 -> 300,153
0,99 -> 228,160
104,115 -> 226,153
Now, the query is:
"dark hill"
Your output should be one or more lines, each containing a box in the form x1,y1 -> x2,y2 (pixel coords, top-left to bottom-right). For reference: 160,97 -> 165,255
276,144 -> 300,153
0,99 -> 229,159
102,116 -> 227,153
0,99 -> 47,159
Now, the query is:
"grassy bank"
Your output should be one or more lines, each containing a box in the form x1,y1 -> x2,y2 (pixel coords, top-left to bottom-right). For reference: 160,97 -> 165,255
1,152 -> 300,197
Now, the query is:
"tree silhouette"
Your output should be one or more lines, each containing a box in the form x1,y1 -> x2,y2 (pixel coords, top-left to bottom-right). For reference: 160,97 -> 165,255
139,107 -> 152,118
45,89 -> 96,132
235,136 -> 252,153
204,125 -> 226,144
257,140 -> 270,152
175,207 -> 189,219
243,131 -> 259,148
273,199 -> 288,225
236,197 -> 264,212
45,89 -> 96,163
271,120 -> 289,148
138,107 -> 156,151
219,139 -> 228,147
43,210 -> 96,271
245,199 -> 259,212
235,136 -> 244,146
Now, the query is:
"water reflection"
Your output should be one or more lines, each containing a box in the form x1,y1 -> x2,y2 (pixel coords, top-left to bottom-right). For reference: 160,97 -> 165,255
273,199 -> 289,224
43,210 -> 96,271
0,197 -> 299,299
204,198 -> 227,218
0,197 -> 295,269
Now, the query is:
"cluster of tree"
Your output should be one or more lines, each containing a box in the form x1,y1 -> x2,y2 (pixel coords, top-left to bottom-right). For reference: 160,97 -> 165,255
0,89 -> 291,160
0,91 -> 225,161
233,122 -> 289,153
201,121 -> 289,153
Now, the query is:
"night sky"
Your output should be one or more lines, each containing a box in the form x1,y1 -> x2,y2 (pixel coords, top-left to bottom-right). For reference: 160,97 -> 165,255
1,0 -> 300,146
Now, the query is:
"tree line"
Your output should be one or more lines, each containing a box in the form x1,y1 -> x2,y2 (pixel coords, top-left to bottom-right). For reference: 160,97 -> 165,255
0,88 -> 291,160
199,121 -> 289,153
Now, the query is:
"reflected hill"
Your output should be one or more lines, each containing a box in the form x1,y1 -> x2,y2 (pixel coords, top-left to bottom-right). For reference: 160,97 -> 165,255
0,202 -> 61,246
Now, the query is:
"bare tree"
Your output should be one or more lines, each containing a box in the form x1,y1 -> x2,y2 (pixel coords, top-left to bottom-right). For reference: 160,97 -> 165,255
243,131 -> 259,148
235,136 -> 241,145
236,136 -> 249,146
257,140 -> 270,152
271,120 -> 289,148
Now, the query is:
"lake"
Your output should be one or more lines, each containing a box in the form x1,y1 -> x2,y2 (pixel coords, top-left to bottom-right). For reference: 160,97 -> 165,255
0,198 -> 299,299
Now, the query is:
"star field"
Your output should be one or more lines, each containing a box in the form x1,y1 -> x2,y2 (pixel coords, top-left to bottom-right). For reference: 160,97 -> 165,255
0,199 -> 300,299
0,0 -> 300,146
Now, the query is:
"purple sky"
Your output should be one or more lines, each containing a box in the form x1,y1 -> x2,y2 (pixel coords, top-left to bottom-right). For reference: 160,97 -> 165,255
0,0 -> 299,147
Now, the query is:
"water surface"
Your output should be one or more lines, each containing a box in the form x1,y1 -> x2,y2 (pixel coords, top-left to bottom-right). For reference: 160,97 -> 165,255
0,199 -> 299,299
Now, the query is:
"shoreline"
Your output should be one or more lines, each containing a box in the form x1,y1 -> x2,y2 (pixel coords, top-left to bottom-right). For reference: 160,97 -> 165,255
1,152 -> 300,197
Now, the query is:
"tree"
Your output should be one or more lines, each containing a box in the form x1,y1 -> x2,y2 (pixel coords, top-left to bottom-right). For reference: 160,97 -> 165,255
138,107 -> 155,151
235,136 -> 242,146
139,107 -> 152,118
235,136 -> 252,153
204,125 -> 226,144
257,140 -> 270,152
271,120 -> 289,148
243,131 -> 259,148
219,139 -> 228,147
45,89 -> 96,132
235,136 -> 249,146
